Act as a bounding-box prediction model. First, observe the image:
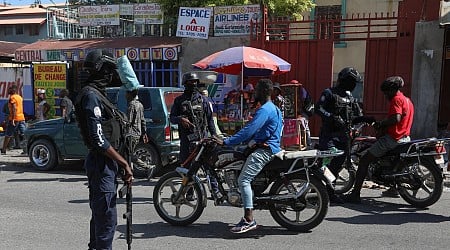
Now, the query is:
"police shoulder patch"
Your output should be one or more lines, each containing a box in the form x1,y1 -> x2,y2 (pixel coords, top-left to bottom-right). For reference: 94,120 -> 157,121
320,95 -> 326,101
94,106 -> 102,117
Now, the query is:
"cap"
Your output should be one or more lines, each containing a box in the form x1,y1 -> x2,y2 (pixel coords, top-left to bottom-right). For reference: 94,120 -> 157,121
37,89 -> 46,94
273,82 -> 282,90
117,55 -> 140,91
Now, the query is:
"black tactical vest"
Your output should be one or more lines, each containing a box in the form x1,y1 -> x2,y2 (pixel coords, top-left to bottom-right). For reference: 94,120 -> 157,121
179,93 -> 207,141
75,86 -> 129,154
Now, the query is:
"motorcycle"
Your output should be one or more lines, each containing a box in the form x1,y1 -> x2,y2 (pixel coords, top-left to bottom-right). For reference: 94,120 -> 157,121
153,137 -> 343,232
340,123 -> 447,208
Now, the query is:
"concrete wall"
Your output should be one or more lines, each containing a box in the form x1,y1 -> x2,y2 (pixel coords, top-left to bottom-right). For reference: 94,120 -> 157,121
410,20 -> 444,138
179,36 -> 250,75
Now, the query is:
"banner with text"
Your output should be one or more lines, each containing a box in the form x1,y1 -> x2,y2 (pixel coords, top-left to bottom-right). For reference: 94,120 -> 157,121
33,63 -> 68,119
176,7 -> 212,39
0,67 -> 33,121
214,5 -> 260,36
134,3 -> 164,24
79,5 -> 120,26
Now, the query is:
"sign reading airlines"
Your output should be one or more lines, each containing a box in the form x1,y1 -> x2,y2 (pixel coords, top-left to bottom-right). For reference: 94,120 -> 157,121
214,5 -> 260,36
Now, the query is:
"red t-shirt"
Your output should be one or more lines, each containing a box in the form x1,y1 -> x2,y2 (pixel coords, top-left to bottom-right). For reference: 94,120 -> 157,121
387,91 -> 414,140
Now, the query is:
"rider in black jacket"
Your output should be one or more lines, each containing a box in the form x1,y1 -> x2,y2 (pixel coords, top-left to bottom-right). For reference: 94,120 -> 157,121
316,67 -> 363,204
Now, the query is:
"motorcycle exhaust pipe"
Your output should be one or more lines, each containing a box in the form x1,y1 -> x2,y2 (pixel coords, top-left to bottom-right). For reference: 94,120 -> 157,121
255,183 -> 310,203
382,172 -> 409,181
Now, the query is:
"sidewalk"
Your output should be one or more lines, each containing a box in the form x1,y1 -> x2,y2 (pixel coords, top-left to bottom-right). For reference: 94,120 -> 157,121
0,148 -> 29,165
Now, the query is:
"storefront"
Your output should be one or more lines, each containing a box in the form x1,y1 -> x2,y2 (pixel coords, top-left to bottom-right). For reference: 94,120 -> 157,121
13,36 -> 182,119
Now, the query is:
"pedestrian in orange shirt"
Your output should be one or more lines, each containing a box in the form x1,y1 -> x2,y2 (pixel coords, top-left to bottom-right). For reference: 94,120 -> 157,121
1,85 -> 26,155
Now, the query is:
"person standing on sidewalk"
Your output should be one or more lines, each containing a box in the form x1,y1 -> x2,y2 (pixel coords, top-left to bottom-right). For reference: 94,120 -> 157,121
35,89 -> 51,121
117,55 -> 152,179
59,89 -> 74,122
1,85 -> 26,155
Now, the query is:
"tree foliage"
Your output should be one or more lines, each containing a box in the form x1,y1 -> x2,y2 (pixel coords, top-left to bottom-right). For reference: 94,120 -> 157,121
71,0 -> 315,24
154,0 -> 315,24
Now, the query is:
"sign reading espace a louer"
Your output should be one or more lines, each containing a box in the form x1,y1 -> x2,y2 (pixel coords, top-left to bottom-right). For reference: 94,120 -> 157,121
176,7 -> 212,39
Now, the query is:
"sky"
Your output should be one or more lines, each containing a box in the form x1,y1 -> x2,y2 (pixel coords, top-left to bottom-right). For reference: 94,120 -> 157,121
2,0 -> 67,6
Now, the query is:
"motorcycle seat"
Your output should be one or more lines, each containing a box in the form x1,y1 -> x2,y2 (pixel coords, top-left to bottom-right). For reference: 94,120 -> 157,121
387,138 -> 432,156
276,149 -> 319,160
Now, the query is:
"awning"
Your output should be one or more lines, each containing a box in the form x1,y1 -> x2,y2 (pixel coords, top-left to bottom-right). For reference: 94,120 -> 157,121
0,18 -> 46,25
15,37 -> 183,62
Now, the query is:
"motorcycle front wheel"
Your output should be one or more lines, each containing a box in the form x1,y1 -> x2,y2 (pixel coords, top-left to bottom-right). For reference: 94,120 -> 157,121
153,171 -> 205,226
334,163 -> 356,194
269,174 -> 329,232
397,156 -> 443,208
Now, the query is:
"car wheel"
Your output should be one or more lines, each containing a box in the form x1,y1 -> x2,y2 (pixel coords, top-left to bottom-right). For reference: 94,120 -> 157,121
29,139 -> 58,171
133,143 -> 161,178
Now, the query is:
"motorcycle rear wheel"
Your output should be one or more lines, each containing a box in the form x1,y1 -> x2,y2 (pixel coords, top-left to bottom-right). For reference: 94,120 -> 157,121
269,174 -> 329,232
397,156 -> 443,208
153,171 -> 205,226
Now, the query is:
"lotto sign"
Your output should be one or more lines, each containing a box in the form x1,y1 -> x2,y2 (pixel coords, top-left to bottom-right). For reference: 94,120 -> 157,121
176,7 -> 211,39
163,48 -> 177,61
126,48 -> 139,61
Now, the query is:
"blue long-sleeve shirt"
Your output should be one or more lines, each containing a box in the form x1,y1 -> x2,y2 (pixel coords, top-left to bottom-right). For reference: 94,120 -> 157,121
80,91 -> 111,152
224,101 -> 283,154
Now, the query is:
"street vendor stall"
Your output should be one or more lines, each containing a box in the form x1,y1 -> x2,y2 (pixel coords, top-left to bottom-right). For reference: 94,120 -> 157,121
193,46 -> 291,136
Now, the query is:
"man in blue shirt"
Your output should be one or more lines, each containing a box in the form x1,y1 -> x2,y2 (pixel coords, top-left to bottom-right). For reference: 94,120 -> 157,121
216,79 -> 283,233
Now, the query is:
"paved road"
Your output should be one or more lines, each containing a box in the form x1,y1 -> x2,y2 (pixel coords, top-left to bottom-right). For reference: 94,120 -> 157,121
1,149 -> 450,250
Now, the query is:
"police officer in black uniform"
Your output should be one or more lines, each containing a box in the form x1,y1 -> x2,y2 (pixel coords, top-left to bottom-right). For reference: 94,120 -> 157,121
316,67 -> 363,203
75,49 -> 133,250
171,72 -> 217,162
170,72 -> 222,199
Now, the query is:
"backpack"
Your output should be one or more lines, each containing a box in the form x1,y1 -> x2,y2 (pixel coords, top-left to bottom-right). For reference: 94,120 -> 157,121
76,86 -> 130,156
303,89 -> 315,117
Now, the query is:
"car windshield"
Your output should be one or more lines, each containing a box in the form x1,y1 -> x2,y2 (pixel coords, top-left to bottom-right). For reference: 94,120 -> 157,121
164,91 -> 183,112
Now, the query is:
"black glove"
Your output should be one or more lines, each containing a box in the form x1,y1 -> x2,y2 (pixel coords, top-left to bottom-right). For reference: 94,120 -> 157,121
373,121 -> 383,130
352,116 -> 376,125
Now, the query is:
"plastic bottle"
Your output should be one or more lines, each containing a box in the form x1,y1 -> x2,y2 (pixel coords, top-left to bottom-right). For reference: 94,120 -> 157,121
321,147 -> 337,183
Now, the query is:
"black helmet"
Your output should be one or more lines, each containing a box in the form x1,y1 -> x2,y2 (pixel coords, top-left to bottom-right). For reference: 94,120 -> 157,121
337,67 -> 361,91
83,49 -> 117,74
381,76 -> 404,92
182,72 -> 199,85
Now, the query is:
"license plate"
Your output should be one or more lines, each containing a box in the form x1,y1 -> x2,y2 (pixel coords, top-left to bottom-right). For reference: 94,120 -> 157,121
172,130 -> 179,140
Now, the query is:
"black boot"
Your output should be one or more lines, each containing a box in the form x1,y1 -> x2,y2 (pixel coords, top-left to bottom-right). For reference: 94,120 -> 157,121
342,191 -> 361,203
327,187 -> 344,204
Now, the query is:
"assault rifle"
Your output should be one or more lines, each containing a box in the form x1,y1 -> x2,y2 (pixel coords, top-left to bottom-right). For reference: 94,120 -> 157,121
119,136 -> 133,250
182,99 -> 206,142
119,182 -> 132,250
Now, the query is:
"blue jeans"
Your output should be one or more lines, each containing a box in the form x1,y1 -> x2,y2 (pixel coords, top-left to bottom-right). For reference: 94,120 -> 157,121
238,148 -> 273,209
5,120 -> 26,137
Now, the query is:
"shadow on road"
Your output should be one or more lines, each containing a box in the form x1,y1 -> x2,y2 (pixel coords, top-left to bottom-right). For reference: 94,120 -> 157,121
116,221 -> 304,241
327,197 -> 450,225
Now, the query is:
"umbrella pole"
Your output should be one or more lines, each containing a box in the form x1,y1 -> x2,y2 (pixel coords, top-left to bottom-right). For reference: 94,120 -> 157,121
241,64 -> 244,123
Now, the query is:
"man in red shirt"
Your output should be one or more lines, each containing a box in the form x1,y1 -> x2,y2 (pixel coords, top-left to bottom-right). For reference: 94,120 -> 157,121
343,76 -> 414,203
